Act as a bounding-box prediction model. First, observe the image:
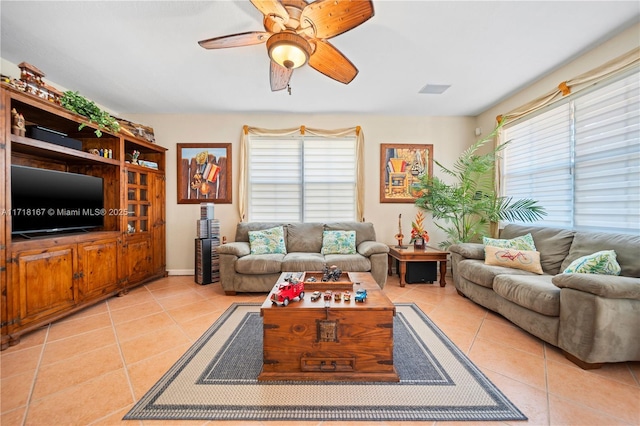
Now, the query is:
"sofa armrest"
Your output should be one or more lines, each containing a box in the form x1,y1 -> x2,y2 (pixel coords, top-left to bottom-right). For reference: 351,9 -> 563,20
553,273 -> 640,300
357,241 -> 390,257
448,243 -> 485,260
217,242 -> 250,258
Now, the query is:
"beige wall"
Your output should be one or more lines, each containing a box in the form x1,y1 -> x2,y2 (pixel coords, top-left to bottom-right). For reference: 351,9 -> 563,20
124,113 -> 477,273
476,23 -> 640,136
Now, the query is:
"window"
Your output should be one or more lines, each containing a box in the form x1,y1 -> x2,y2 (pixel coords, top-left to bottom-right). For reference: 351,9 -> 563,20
502,69 -> 640,234
247,135 -> 357,222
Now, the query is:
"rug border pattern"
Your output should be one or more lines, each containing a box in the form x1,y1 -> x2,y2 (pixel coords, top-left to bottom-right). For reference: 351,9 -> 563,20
124,302 -> 527,422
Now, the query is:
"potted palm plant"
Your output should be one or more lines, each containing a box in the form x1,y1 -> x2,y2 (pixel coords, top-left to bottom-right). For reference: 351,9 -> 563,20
413,123 -> 546,249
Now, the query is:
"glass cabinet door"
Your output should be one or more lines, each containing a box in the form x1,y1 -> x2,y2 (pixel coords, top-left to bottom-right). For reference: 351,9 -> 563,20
126,170 -> 150,233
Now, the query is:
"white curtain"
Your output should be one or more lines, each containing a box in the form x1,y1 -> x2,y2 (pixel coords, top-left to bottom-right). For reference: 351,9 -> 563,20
239,125 -> 364,222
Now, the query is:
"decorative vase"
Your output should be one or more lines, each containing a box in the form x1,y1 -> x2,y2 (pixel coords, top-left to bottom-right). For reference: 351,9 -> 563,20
413,237 -> 425,249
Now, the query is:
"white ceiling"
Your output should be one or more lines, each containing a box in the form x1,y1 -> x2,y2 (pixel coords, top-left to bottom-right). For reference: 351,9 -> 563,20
1,1 -> 638,116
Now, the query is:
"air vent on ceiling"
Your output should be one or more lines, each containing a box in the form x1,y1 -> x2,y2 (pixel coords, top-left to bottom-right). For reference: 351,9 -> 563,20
419,84 -> 451,95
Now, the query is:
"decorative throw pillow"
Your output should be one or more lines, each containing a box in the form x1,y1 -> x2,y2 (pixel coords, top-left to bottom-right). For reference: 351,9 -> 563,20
563,250 -> 621,275
483,233 -> 536,251
248,226 -> 287,255
484,245 -> 543,274
321,230 -> 356,255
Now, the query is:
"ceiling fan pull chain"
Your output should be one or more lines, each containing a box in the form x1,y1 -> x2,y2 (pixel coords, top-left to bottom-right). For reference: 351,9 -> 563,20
287,84 -> 292,96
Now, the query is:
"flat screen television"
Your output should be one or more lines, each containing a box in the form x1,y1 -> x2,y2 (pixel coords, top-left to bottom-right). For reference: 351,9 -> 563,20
11,165 -> 104,236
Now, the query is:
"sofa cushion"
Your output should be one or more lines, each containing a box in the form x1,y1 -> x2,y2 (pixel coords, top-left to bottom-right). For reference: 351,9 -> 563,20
321,230 -> 356,254
563,250 -> 621,275
286,223 -> 323,253
560,231 -> 640,278
249,226 -> 287,255
357,241 -> 390,257
493,274 -> 560,317
500,224 -> 575,275
457,259 -> 536,289
484,246 -> 543,274
483,233 -> 536,250
236,222 -> 287,243
324,253 -> 371,272
553,273 -> 640,300
325,222 -> 376,246
282,253 -> 326,272
235,254 -> 284,274
449,243 -> 485,260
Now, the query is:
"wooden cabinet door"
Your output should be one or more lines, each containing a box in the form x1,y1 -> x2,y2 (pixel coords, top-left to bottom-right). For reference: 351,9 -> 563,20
125,236 -> 152,285
77,237 -> 119,300
151,173 -> 166,275
13,245 -> 77,327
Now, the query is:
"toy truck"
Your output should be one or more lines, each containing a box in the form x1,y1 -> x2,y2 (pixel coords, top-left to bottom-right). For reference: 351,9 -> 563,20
270,279 -> 305,306
354,288 -> 367,303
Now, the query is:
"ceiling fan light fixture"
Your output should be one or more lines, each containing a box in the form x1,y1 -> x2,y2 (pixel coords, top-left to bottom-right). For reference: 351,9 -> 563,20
267,32 -> 311,69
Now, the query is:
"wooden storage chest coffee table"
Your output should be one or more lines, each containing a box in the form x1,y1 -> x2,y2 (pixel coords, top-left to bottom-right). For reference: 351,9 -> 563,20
259,271 -> 398,382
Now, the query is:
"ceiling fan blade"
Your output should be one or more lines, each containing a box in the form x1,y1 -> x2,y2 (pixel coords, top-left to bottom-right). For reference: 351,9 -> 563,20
308,40 -> 358,84
198,31 -> 270,49
270,60 -> 293,91
301,0 -> 374,39
251,0 -> 289,22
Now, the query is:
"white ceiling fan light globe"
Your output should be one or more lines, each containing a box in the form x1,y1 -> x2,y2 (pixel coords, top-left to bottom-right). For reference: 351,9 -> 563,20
267,32 -> 311,69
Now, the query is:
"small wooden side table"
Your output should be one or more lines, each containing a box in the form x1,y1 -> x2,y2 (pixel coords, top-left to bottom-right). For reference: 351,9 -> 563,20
387,245 -> 449,287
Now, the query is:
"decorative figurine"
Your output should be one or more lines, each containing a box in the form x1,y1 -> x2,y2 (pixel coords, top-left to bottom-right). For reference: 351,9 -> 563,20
394,213 -> 407,248
129,150 -> 140,165
343,291 -> 351,302
311,291 -> 322,301
321,264 -> 330,282
325,265 -> 342,282
334,292 -> 341,301
11,108 -> 25,137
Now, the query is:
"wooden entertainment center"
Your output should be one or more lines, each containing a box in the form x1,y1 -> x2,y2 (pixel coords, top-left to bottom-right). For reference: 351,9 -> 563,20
0,84 -> 167,350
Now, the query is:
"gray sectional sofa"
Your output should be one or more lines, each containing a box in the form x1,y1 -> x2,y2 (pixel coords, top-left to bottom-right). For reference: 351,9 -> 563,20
450,224 -> 640,368
216,222 -> 389,295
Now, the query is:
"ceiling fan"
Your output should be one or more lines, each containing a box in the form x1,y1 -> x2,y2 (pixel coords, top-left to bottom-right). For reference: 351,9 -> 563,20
198,0 -> 374,91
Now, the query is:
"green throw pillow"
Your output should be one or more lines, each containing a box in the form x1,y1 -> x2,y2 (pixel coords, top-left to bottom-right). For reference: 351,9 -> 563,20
321,230 -> 356,255
248,226 -> 287,255
483,233 -> 536,251
563,250 -> 621,275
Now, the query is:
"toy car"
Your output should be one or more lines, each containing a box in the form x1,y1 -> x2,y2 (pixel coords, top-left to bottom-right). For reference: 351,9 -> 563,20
334,291 -> 341,301
310,291 -> 322,301
270,279 -> 305,306
323,290 -> 332,301
343,291 -> 351,302
354,288 -> 367,303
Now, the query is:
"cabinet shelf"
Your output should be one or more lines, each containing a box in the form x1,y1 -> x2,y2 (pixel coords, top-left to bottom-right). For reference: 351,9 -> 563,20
11,134 -> 120,166
1,84 -> 167,351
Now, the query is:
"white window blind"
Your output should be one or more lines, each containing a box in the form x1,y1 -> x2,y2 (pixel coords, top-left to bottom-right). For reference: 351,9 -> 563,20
247,136 -> 356,222
503,105 -> 573,228
573,74 -> 640,232
502,70 -> 640,234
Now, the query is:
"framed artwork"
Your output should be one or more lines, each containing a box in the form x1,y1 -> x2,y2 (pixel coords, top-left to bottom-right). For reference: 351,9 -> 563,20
380,143 -> 433,203
177,143 -> 232,204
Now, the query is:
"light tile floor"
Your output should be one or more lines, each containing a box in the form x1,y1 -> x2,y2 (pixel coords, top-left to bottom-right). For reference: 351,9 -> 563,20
1,274 -> 638,426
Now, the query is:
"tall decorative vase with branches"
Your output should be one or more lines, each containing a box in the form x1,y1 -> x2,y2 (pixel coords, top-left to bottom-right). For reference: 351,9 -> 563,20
413,123 -> 546,249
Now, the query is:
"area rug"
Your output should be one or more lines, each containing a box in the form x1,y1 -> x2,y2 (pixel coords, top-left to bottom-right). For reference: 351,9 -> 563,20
124,303 -> 527,422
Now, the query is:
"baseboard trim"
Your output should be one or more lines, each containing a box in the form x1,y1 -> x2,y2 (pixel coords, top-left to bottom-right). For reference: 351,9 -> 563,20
167,269 -> 195,276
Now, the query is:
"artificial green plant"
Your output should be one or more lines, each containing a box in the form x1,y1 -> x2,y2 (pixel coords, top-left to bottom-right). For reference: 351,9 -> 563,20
413,121 -> 546,249
60,91 -> 120,137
